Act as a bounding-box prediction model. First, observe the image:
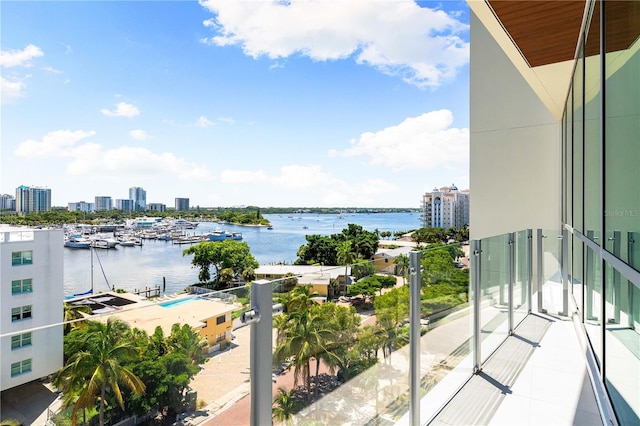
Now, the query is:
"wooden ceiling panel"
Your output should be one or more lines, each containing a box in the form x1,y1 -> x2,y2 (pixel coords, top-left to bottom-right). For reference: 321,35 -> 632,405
488,1 -> 586,67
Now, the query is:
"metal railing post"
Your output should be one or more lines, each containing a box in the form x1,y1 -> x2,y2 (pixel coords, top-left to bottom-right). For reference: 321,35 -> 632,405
508,233 -> 515,335
562,228 -> 569,316
471,239 -> 482,373
528,229 -> 533,313
248,280 -> 273,426
537,229 -> 545,313
409,251 -> 422,426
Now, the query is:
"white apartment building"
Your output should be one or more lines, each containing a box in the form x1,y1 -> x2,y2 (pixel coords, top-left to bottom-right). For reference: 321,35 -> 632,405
0,226 -> 64,391
421,184 -> 469,229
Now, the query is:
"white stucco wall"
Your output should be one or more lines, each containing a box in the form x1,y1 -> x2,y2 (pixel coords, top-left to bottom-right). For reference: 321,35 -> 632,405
469,12 -> 562,240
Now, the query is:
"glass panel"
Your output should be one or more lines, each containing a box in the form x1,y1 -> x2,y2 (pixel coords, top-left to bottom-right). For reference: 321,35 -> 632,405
418,243 -> 472,422
11,307 -> 20,322
23,279 -> 32,292
604,266 -> 640,424
479,234 -> 509,363
573,43 -> 584,234
11,252 -> 21,266
604,0 -> 640,271
22,359 -> 31,373
541,230 -> 563,315
11,336 -> 20,349
584,1 -> 601,244
11,280 -> 21,294
271,260 -> 412,425
566,87 -> 573,227
22,251 -> 32,265
514,230 -> 530,327
23,332 -> 32,346
584,245 -> 602,367
11,362 -> 21,377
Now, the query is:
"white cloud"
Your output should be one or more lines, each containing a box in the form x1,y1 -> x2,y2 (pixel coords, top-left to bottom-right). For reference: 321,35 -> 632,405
14,129 -> 212,182
199,0 -> 468,87
0,44 -> 43,68
14,130 -> 96,157
101,102 -> 140,118
130,129 -> 150,140
270,165 -> 335,190
1,77 -> 25,104
66,146 -> 212,180
220,169 -> 268,183
218,117 -> 235,125
42,66 -> 62,74
196,116 -> 215,127
330,109 -> 469,171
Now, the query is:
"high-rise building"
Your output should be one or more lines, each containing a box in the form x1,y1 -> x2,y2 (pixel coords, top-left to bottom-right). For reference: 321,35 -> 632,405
0,194 -> 16,211
94,196 -> 112,211
421,185 -> 469,229
129,187 -> 146,212
67,201 -> 94,213
175,198 -> 190,212
0,225 -> 64,391
15,186 -> 51,215
148,203 -> 166,212
115,199 -> 134,213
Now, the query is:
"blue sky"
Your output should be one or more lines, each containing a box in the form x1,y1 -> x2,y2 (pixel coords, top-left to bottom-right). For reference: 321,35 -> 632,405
1,0 -> 470,208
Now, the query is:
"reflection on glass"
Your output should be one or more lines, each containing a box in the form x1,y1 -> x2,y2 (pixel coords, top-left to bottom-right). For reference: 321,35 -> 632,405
418,244 -> 472,422
479,234 -> 509,364
604,265 -> 640,425
541,230 -> 563,315
514,230 -> 530,326
584,245 -> 602,368
573,43 -> 584,234
573,235 -> 584,316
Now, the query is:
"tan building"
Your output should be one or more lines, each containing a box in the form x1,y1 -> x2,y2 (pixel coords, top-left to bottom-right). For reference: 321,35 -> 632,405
68,292 -> 235,348
421,184 -> 469,229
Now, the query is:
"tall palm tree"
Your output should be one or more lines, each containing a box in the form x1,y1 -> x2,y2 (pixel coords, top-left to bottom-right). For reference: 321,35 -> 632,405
167,323 -> 208,365
274,310 -> 332,401
336,241 -> 355,297
52,319 -> 145,426
287,285 -> 318,313
272,387 -> 303,425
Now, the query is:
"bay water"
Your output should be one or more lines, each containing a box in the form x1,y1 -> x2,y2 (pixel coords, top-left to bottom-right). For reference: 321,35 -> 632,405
63,212 -> 420,296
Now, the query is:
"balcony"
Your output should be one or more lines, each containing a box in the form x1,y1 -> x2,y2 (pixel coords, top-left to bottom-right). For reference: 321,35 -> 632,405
217,229 -> 636,425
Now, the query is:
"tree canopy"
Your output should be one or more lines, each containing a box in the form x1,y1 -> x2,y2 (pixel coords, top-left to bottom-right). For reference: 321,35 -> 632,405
295,224 -> 379,265
183,240 -> 259,289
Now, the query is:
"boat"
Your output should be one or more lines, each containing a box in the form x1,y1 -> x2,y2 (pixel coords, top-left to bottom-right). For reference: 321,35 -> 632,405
229,232 -> 242,241
267,226 -> 274,230
90,239 -> 112,249
118,240 -> 135,247
172,218 -> 198,229
64,236 -> 91,249
208,232 -> 226,242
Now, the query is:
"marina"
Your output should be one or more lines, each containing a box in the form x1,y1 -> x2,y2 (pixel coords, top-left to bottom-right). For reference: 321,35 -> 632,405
63,212 -> 419,297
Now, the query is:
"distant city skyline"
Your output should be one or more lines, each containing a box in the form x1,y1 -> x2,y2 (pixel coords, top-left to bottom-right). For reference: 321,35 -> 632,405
1,1 -> 470,208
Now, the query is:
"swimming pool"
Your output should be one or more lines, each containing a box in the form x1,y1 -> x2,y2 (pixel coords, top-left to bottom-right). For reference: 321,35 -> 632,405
159,296 -> 198,308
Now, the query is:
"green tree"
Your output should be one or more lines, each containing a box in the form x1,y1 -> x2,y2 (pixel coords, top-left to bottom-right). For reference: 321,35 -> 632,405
336,241 -> 355,297
272,387 -> 304,425
395,254 -> 410,285
421,249 -> 455,285
63,302 -> 92,335
52,319 -> 145,426
183,240 -> 259,289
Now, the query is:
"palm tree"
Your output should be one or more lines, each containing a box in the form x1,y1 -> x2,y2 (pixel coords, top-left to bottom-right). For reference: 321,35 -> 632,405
63,302 -> 92,335
272,387 -> 304,425
274,310 -> 332,401
287,285 -> 318,313
52,319 -> 145,426
394,254 -> 410,285
336,241 -> 355,297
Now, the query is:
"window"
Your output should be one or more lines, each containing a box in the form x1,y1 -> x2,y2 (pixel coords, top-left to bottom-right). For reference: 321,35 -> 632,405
11,305 -> 32,322
11,251 -> 33,266
11,332 -> 32,349
216,315 -> 225,325
11,278 -> 33,294
10,359 -> 32,377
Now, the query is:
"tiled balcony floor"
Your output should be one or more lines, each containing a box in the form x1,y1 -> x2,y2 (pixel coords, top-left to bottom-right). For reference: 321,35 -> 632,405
432,312 -> 603,426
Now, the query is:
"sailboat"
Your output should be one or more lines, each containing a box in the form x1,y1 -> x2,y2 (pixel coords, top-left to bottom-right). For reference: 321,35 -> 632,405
70,247 -> 112,297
